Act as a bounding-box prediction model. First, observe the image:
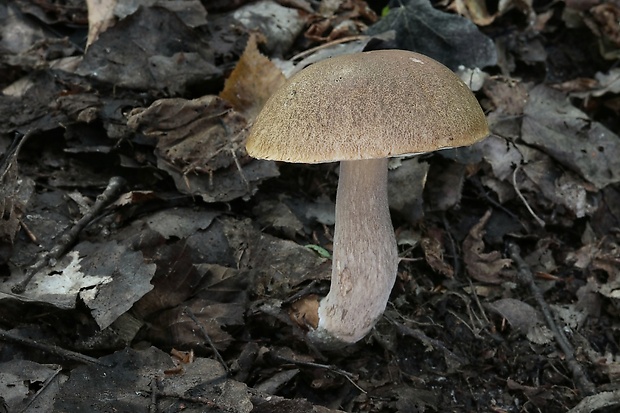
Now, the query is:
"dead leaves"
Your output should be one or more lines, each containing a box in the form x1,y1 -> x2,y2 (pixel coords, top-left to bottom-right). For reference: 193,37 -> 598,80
124,33 -> 286,203
522,85 -> 620,189
0,241 -> 156,330
220,34 -> 286,121
0,138 -> 35,264
463,210 -> 512,284
127,95 -> 278,202
77,6 -> 220,94
367,0 -> 497,70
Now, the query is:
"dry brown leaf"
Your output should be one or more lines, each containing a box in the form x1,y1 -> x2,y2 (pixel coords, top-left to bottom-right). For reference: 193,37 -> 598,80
488,298 -> 553,344
127,95 -> 278,202
149,298 -> 245,351
449,0 -> 495,26
590,3 -> 620,48
85,0 -> 118,48
483,77 -> 530,115
220,33 -> 285,121
522,85 -> 620,190
463,210 -> 512,283
420,233 -> 454,278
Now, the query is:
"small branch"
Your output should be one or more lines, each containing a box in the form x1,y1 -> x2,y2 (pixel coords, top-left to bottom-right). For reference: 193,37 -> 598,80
183,307 -> 229,374
270,352 -> 366,394
0,327 -> 111,367
512,166 -> 545,228
12,176 -> 126,293
0,131 -> 33,181
386,315 -> 468,366
17,366 -> 63,413
566,390 -> 620,413
507,242 -> 595,396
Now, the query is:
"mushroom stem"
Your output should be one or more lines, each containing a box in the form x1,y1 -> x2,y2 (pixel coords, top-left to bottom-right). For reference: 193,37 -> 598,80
312,158 -> 399,345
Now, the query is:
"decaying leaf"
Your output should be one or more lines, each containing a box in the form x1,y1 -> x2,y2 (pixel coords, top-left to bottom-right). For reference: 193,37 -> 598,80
520,152 -> 597,218
424,161 -> 467,212
0,240 -> 156,330
127,94 -> 279,202
148,298 -> 245,351
483,77 -> 530,115
587,3 -> 620,59
420,230 -> 454,278
85,0 -> 117,48
390,385 -> 438,413
449,0 -> 495,26
232,0 -> 306,55
463,210 -> 512,283
488,298 -> 553,344
77,6 -> 220,94
113,0 -> 208,28
220,34 -> 286,120
0,360 -> 66,413
145,207 -> 219,239
522,85 -> 620,189
253,198 -> 305,239
305,0 -> 378,43
0,148 -> 35,263
476,135 -> 524,181
222,217 -> 327,296
367,0 -> 497,70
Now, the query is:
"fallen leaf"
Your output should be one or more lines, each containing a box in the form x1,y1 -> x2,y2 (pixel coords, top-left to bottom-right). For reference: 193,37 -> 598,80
77,7 -> 220,94
366,0 -> 497,70
449,0 -> 495,26
483,77 -> 530,115
463,210 -> 512,283
148,298 -> 246,351
85,0 -> 117,48
127,95 -> 279,202
420,230 -> 454,278
0,148 -> 35,264
232,0 -> 306,55
220,33 -> 286,120
488,298 -> 553,344
0,360 -> 65,412
522,85 -> 620,189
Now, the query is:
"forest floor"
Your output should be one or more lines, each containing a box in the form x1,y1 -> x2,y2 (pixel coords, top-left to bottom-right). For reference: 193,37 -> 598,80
1,0 -> 620,412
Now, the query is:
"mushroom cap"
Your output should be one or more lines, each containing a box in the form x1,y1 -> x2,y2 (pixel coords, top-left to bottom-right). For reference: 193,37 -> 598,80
246,50 -> 489,163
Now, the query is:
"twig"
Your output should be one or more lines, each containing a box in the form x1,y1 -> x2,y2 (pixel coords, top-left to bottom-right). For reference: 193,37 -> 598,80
0,131 -> 33,181
507,242 -> 596,396
566,390 -> 620,413
12,176 -> 126,293
229,147 -> 250,192
385,315 -> 468,366
183,307 -> 229,374
291,35 -> 369,62
149,377 -> 160,413
469,175 -> 520,222
17,366 -> 62,413
442,212 -> 460,276
0,327 -> 111,367
270,352 -> 366,394
512,166 -> 545,227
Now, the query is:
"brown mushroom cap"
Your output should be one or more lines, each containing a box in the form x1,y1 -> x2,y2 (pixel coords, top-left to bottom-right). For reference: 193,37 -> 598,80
246,50 -> 489,163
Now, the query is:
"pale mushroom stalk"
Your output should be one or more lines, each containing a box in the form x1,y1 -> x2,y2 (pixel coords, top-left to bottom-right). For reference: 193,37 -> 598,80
312,159 -> 398,344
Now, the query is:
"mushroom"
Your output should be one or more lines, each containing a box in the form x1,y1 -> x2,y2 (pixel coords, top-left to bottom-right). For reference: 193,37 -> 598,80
246,50 -> 489,347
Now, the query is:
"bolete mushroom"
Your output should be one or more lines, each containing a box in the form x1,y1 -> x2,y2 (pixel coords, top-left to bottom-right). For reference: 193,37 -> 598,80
246,50 -> 489,347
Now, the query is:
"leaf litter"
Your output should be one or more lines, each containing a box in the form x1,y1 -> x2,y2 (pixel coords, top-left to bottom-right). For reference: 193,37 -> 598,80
1,0 -> 620,412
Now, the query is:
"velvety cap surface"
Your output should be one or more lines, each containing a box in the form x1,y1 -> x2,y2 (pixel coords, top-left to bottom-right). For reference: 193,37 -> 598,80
246,50 -> 489,163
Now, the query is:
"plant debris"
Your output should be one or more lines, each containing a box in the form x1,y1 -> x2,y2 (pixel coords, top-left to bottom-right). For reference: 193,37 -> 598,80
1,0 -> 620,411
